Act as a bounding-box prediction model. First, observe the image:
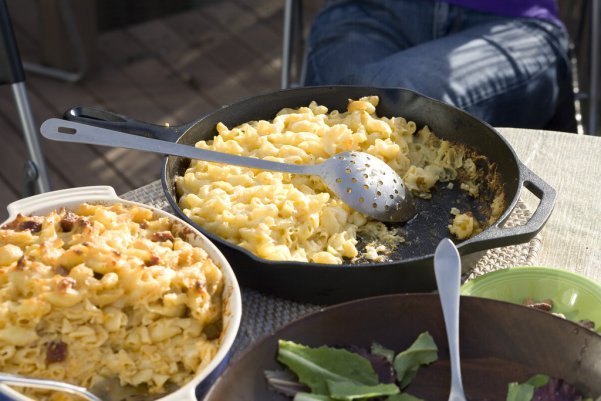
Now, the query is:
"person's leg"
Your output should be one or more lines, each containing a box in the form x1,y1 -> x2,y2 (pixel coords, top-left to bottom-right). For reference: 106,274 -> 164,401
304,0 -> 439,85
333,15 -> 570,128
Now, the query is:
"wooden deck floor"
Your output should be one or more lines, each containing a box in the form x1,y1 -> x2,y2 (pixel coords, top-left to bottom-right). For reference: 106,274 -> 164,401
0,0 -> 319,220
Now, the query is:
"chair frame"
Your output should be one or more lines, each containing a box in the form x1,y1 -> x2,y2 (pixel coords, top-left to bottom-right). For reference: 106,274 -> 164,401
0,0 -> 51,195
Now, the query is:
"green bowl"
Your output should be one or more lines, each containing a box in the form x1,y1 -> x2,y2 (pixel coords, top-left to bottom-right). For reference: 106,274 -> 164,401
461,266 -> 601,332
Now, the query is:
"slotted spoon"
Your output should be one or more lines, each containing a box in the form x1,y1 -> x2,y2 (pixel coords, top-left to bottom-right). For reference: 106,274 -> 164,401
41,119 -> 415,223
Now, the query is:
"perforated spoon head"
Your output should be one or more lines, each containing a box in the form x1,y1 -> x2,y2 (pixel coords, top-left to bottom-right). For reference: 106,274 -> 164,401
318,151 -> 416,223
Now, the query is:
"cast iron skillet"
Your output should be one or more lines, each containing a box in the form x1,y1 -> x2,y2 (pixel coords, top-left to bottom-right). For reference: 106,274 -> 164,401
63,86 -> 555,304
202,294 -> 601,401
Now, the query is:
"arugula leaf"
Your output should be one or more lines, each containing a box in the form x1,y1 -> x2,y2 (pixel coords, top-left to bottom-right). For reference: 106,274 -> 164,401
386,393 -> 426,401
506,374 -> 550,401
265,369 -> 310,397
293,393 -> 336,401
393,332 -> 438,388
507,381 -> 535,401
278,340 -> 379,395
526,374 -> 550,388
327,379 -> 399,400
371,342 -> 395,363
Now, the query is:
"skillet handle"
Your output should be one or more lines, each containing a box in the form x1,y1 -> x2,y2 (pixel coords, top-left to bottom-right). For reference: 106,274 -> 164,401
460,162 -> 556,255
63,106 -> 185,142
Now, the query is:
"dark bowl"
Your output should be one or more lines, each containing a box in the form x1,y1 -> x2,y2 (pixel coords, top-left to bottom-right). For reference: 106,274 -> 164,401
202,294 -> 601,401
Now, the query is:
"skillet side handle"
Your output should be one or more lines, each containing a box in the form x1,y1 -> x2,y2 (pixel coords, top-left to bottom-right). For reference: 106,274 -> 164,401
63,106 -> 185,142
460,163 -> 556,255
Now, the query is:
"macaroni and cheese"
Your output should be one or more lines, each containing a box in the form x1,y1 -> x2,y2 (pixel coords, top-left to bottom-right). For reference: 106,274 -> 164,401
176,96 -> 501,264
0,203 -> 224,400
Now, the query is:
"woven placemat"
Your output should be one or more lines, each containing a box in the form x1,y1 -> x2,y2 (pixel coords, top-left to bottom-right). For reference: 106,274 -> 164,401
121,180 -> 541,357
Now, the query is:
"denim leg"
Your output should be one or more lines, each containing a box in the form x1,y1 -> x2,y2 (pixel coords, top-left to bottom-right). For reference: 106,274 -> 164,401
343,19 -> 569,127
304,1 -> 570,128
304,0 -> 438,85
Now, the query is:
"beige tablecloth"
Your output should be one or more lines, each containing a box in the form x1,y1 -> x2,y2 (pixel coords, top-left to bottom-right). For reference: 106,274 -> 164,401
498,128 -> 601,283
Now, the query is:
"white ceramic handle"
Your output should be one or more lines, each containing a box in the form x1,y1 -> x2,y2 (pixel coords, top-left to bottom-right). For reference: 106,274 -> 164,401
182,388 -> 197,401
6,186 -> 119,221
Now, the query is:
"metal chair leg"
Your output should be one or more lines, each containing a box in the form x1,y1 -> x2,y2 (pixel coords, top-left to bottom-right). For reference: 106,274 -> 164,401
588,0 -> 600,135
11,82 -> 51,193
281,0 -> 295,89
570,41 -> 585,134
281,0 -> 304,89
0,0 -> 51,194
22,160 -> 39,198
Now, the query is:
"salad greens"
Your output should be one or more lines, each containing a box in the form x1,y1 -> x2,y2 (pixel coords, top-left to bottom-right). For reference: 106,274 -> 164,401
327,381 -> 400,400
273,332 -> 437,401
371,342 -> 395,364
507,374 -> 550,401
292,393 -> 335,401
268,333 -> 593,401
386,394 -> 427,401
277,340 -> 385,394
392,332 -> 438,389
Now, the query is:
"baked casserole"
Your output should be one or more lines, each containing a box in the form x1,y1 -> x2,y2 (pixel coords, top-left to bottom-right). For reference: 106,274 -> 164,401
0,202 -> 226,400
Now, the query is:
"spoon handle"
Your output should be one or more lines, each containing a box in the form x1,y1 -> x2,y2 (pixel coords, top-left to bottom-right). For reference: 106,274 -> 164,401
0,373 -> 102,401
434,238 -> 466,401
40,119 -> 319,176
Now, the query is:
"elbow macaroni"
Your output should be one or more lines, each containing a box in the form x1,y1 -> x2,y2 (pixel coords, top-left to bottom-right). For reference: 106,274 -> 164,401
176,96 -> 497,264
0,203 -> 224,400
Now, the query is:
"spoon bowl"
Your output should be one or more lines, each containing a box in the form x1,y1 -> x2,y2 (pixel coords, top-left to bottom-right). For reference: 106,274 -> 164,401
317,150 -> 415,222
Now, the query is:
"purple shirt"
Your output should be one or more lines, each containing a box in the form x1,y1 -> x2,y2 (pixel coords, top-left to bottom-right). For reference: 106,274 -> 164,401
442,0 -> 562,26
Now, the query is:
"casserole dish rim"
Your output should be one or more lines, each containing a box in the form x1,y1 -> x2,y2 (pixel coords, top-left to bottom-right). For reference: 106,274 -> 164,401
0,185 -> 242,401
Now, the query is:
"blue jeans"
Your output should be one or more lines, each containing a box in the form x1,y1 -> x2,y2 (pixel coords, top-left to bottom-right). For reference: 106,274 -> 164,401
304,0 -> 570,128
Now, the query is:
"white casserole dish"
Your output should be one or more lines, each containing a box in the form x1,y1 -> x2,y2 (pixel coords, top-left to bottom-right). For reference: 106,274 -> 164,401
0,186 -> 242,401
